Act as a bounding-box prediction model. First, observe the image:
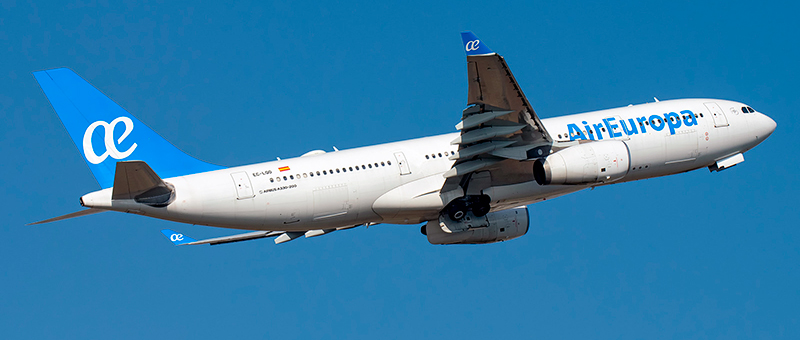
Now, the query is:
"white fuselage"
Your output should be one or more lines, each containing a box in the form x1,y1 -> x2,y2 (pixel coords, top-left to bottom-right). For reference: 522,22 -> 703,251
80,99 -> 776,231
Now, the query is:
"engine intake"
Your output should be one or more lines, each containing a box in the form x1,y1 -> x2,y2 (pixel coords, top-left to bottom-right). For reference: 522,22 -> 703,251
534,140 -> 630,185
425,207 -> 529,245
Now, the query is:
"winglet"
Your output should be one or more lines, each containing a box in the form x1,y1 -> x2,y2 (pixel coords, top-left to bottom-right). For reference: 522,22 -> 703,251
161,229 -> 197,245
460,31 -> 494,56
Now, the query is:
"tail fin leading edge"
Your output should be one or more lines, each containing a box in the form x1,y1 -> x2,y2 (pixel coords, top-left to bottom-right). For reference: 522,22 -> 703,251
33,68 -> 223,188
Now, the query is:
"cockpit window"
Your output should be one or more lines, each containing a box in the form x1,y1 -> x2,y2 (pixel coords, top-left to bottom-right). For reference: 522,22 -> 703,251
747,107 -> 755,113
742,106 -> 748,114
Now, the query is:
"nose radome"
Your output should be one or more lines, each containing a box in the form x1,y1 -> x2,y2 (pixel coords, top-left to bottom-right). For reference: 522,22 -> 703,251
762,114 -> 777,138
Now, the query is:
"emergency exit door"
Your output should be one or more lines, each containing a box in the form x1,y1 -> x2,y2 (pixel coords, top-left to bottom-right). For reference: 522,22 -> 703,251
704,102 -> 729,128
394,152 -> 411,175
231,171 -> 255,199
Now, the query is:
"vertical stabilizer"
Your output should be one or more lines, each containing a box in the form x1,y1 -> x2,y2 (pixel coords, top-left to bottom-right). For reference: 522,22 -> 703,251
33,68 -> 224,188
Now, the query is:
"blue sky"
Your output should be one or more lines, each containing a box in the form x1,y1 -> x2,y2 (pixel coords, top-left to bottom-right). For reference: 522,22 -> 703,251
2,0 -> 799,338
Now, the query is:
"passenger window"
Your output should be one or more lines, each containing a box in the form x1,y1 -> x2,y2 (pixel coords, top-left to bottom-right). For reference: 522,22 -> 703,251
270,178 -> 274,182
387,161 -> 392,165
368,164 -> 372,168
283,176 -> 287,181
438,153 -> 442,157
323,170 -> 327,175
601,128 -> 606,132
290,175 -> 294,180
349,167 -> 353,171
277,177 -> 281,182
303,173 -> 307,178
309,172 -> 314,177
431,154 -> 436,158
700,113 -> 704,117
316,171 -> 321,176
381,162 -> 385,166
374,163 -> 379,167
336,169 -> 340,173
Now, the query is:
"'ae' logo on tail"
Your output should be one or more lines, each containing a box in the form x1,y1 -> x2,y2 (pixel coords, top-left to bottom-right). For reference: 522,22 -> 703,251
82,117 -> 138,164
465,40 -> 481,51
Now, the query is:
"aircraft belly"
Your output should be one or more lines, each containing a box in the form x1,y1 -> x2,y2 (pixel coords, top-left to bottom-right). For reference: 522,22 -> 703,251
372,174 -> 446,224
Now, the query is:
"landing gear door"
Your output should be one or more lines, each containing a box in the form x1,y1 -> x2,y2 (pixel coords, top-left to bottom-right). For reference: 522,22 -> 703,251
704,102 -> 729,128
231,171 -> 255,199
394,152 -> 411,175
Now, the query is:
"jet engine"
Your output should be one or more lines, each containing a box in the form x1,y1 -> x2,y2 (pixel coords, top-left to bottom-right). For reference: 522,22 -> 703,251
533,140 -> 630,185
423,207 -> 529,245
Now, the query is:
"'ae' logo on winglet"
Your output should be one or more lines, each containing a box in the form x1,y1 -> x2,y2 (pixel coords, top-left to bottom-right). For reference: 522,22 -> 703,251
82,117 -> 138,164
170,233 -> 184,242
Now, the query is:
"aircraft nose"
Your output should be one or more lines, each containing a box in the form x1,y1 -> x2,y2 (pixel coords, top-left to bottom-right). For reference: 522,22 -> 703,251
762,113 -> 777,138
755,112 -> 777,140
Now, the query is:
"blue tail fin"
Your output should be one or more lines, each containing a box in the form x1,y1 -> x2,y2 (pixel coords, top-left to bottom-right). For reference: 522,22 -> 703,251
33,68 -> 224,188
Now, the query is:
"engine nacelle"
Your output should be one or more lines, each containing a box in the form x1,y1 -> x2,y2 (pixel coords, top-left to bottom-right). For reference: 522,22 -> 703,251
425,207 -> 529,245
533,140 -> 630,185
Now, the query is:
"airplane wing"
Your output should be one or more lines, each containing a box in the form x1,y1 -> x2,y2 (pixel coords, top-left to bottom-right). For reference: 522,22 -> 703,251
161,229 -> 285,246
442,32 -> 553,196
161,225 -> 365,246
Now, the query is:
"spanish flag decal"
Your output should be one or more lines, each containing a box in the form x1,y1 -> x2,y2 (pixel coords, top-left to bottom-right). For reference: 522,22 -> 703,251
278,166 -> 290,172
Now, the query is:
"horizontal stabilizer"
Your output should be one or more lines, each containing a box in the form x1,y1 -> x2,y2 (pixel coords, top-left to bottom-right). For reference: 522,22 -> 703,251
161,229 -> 284,246
28,208 -> 105,225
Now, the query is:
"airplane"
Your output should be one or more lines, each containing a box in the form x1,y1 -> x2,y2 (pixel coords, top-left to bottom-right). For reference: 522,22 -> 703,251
31,32 -> 777,246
